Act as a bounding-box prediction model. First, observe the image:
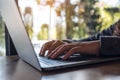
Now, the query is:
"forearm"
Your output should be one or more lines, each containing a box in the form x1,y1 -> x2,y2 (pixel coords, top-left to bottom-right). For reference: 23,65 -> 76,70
99,36 -> 120,56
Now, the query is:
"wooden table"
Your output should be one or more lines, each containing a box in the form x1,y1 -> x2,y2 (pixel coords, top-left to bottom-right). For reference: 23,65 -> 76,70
0,56 -> 120,80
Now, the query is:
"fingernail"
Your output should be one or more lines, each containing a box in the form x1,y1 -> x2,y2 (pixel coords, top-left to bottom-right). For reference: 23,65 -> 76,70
47,54 -> 51,58
62,57 -> 67,60
62,58 -> 67,60
62,58 -> 65,60
50,55 -> 54,59
50,55 -> 56,59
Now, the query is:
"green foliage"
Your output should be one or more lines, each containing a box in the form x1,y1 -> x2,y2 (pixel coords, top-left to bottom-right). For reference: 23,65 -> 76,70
99,7 -> 120,31
0,14 -> 4,39
37,24 -> 49,40
64,0 -> 102,39
34,0 -> 120,40
25,25 -> 33,39
0,14 -> 5,56
0,15 -> 5,45
63,0 -> 120,39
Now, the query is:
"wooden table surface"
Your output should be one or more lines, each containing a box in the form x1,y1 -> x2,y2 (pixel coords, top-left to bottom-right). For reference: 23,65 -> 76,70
0,56 -> 120,80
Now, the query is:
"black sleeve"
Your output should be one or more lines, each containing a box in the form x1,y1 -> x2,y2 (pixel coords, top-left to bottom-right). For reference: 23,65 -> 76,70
73,22 -> 116,42
99,36 -> 120,56
80,24 -> 115,41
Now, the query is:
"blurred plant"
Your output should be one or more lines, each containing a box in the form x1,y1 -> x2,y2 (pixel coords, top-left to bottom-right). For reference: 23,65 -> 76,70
35,0 -> 120,40
25,25 -> 33,39
36,0 -> 41,5
23,7 -> 33,39
0,14 -> 4,39
37,24 -> 49,40
0,14 -> 5,56
100,7 -> 120,30
63,0 -> 102,39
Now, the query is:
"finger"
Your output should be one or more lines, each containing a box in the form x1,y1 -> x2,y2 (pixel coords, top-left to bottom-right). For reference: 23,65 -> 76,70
39,44 -> 48,56
39,45 -> 44,55
50,44 -> 72,59
39,40 -> 55,56
48,43 -> 81,59
47,40 -> 65,55
62,46 -> 81,60
115,28 -> 120,35
113,23 -> 120,36
113,30 -> 120,36
47,45 -> 63,58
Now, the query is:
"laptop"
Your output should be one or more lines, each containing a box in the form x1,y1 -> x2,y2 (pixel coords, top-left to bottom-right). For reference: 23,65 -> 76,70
0,0 -> 120,71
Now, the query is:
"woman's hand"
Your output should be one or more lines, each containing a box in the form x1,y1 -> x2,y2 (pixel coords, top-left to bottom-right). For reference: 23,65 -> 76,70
39,40 -> 66,56
39,40 -> 100,60
113,20 -> 120,36
47,40 -> 100,60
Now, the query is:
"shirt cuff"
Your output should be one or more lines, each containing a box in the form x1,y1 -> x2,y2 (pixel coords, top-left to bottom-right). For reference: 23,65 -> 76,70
99,36 -> 120,56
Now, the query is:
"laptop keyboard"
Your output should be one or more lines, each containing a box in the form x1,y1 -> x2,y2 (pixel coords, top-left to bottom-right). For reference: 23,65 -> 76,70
38,54 -> 94,66
38,56 -> 67,65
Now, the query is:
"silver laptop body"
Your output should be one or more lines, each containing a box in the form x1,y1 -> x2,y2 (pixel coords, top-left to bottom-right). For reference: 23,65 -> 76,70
0,0 -> 120,71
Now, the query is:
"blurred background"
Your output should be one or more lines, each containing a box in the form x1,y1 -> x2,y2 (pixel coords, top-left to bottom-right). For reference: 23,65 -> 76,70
0,0 -> 120,56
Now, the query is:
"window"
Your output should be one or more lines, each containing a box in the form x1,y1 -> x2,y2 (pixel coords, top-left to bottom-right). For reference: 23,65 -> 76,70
17,0 -> 120,43
18,0 -> 120,43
